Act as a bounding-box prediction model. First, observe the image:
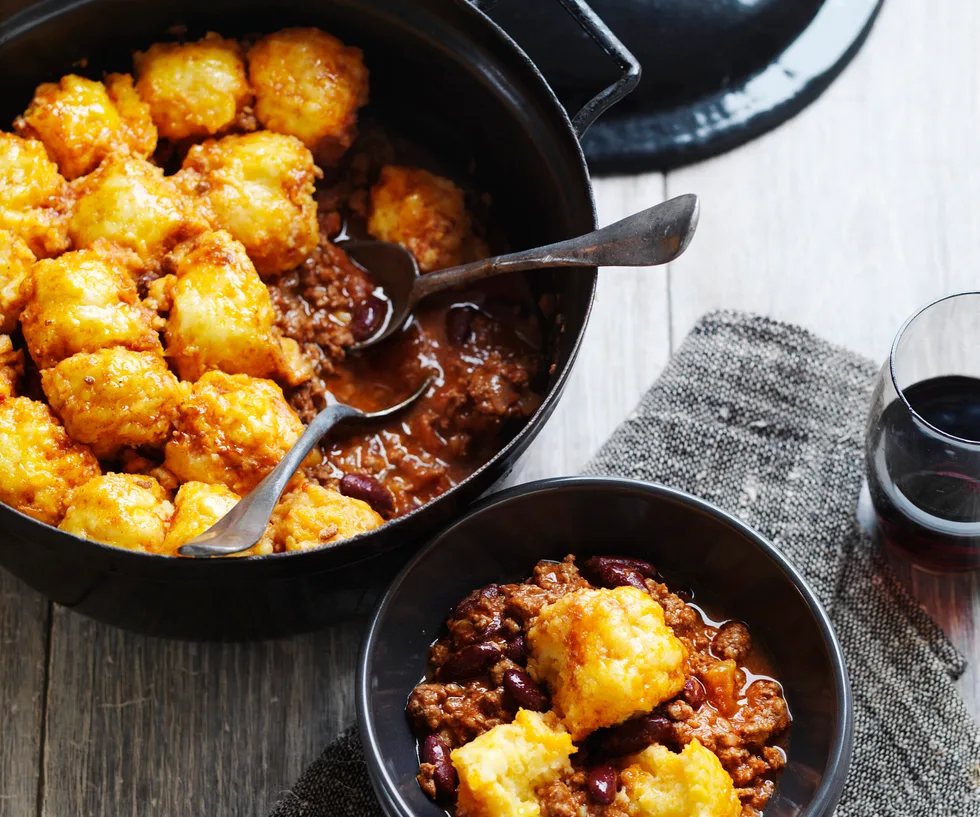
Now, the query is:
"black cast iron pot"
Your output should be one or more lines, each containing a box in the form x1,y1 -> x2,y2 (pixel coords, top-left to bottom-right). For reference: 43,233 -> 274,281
0,0 -> 639,639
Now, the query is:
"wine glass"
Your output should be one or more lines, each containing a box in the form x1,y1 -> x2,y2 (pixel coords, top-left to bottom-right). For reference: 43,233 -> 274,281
865,292 -> 980,571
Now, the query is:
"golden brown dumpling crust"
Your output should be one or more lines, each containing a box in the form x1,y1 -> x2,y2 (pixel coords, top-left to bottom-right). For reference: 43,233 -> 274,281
162,481 -> 238,552
0,335 -> 24,398
527,586 -> 687,741
619,741 -> 741,817
134,33 -> 252,141
68,156 -> 208,269
14,73 -> 157,180
247,27 -> 368,164
41,348 -> 183,459
0,133 -> 72,258
59,473 -> 174,551
0,229 -> 35,334
164,370 -> 314,495
0,396 -> 100,525
368,166 -> 488,273
179,131 -> 319,276
159,230 -> 309,383
264,481 -> 383,552
20,240 -> 161,370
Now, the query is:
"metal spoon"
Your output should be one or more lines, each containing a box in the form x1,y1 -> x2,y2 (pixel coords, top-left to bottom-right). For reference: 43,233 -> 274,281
344,193 -> 700,350
177,378 -> 433,558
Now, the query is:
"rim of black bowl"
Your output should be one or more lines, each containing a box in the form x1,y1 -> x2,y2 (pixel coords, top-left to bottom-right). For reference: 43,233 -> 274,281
357,476 -> 855,817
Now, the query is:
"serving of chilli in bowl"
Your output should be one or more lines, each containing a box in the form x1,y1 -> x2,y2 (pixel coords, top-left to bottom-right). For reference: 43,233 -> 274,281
0,26 -> 546,557
358,478 -> 852,817
408,554 -> 791,817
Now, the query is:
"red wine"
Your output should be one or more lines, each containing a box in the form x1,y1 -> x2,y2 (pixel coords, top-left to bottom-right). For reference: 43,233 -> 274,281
867,375 -> 980,571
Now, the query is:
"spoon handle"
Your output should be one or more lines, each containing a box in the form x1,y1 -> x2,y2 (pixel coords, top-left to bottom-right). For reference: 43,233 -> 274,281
178,403 -> 363,557
412,193 -> 699,303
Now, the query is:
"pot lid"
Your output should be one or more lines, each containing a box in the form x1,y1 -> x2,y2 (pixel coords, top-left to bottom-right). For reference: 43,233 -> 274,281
491,0 -> 884,173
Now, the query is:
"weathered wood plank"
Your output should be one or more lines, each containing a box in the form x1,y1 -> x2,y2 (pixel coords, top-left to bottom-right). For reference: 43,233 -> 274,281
0,572 -> 47,817
41,607 -> 361,816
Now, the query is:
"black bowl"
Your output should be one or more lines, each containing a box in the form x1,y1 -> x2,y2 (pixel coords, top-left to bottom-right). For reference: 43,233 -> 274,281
357,477 -> 853,817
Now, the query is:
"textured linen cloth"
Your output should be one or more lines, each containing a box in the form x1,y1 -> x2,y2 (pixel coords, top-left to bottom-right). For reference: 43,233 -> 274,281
270,311 -> 980,817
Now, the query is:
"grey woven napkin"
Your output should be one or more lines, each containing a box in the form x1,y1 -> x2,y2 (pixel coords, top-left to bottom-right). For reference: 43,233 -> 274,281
270,311 -> 980,817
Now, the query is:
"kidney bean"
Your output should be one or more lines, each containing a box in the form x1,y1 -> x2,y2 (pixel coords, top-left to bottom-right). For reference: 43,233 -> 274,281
682,677 -> 706,709
583,559 -> 649,594
478,610 -> 504,640
440,642 -> 502,682
422,735 -> 457,802
445,306 -> 475,345
505,635 -> 526,664
675,588 -> 694,603
502,667 -> 549,711
595,714 -> 672,757
339,473 -> 395,517
349,294 -> 387,341
453,584 -> 501,618
592,556 -> 658,578
587,764 -> 618,805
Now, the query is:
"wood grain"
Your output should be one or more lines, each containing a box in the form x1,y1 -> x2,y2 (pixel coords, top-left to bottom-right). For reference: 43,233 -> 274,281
0,572 -> 47,817
40,607 -> 362,816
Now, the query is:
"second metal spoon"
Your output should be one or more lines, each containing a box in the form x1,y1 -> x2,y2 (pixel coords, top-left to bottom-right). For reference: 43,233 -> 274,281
343,193 -> 700,350
178,378 -> 432,558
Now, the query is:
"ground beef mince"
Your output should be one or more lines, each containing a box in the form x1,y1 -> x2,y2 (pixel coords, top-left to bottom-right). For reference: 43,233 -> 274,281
407,680 -> 511,748
536,770 -> 631,817
714,621 -> 753,662
267,132 -> 545,519
407,555 -> 791,817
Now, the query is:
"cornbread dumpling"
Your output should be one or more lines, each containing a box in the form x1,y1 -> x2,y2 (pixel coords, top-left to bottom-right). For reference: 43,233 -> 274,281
179,131 -> 319,276
0,229 -> 35,333
0,397 -> 100,525
265,481 -> 383,552
164,371 -> 313,495
59,473 -> 174,552
162,481 -> 240,554
247,27 -> 368,164
69,156 -> 208,268
161,230 -> 308,382
527,586 -> 687,740
20,241 -> 161,370
368,166 -> 488,273
14,73 -> 156,180
619,740 -> 741,817
0,132 -> 71,257
0,335 -> 23,398
452,709 -> 576,817
134,33 -> 252,141
41,348 -> 182,459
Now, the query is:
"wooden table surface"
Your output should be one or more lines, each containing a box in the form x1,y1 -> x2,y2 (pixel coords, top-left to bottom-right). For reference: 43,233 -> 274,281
3,0 -> 979,813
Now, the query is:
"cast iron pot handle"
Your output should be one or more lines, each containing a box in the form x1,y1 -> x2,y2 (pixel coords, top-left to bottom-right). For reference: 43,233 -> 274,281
471,0 -> 640,137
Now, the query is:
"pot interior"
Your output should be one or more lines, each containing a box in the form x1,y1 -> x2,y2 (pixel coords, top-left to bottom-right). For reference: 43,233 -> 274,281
0,0 -> 602,637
